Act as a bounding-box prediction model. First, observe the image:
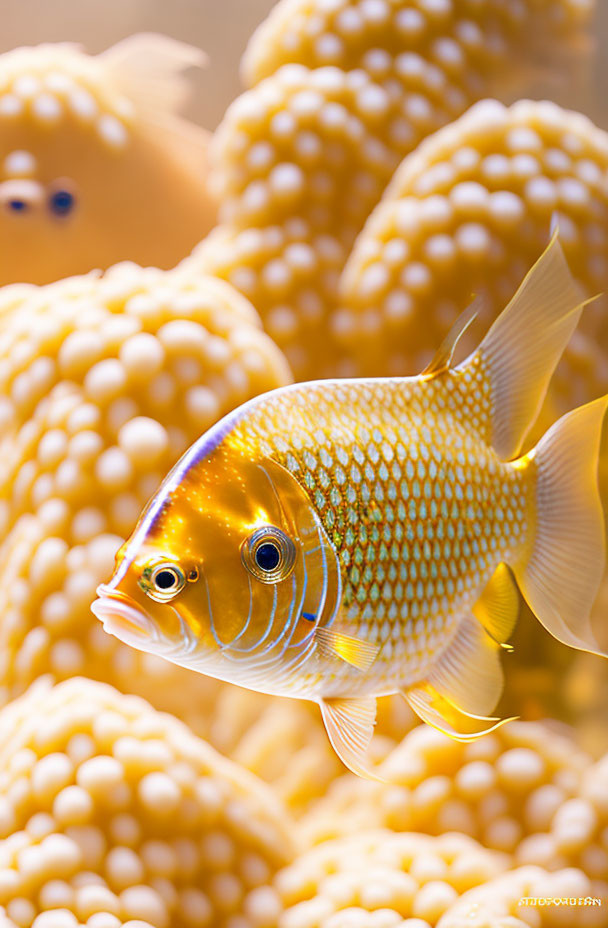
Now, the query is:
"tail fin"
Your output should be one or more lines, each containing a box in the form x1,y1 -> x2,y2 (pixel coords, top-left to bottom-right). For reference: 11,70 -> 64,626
514,396 -> 608,657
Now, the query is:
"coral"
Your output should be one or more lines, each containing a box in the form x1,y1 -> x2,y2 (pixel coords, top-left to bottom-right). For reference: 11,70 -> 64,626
514,751 -> 608,883
242,0 -> 593,85
0,37 -> 216,285
274,829 -> 507,927
0,677 -> 294,928
438,866 -> 608,927
210,690 -> 416,814
185,0 -> 594,379
0,264 -> 291,738
300,721 -> 592,863
335,98 -> 608,411
0,5 -> 605,925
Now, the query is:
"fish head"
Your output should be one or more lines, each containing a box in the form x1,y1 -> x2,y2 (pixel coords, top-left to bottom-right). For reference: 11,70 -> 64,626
92,423 -> 340,686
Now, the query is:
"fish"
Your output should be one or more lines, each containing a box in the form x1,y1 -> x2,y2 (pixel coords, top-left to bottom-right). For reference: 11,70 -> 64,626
92,235 -> 608,778
0,34 -> 215,285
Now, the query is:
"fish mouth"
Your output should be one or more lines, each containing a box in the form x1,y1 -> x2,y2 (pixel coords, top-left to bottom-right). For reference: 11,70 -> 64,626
91,584 -> 156,649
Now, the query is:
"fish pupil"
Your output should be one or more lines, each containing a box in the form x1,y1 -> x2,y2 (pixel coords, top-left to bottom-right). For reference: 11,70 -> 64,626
255,542 -> 281,572
155,569 -> 178,590
8,199 -> 27,212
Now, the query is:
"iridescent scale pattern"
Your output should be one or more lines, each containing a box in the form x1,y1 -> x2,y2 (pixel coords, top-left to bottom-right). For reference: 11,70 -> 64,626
228,357 -> 532,693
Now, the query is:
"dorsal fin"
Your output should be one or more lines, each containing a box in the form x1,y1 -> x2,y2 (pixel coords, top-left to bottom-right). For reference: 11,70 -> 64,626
98,34 -> 212,183
458,233 -> 593,460
421,297 -> 480,378
99,34 -> 207,117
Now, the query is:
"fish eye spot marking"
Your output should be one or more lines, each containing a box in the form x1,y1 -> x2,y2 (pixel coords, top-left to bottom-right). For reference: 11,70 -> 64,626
241,525 -> 296,584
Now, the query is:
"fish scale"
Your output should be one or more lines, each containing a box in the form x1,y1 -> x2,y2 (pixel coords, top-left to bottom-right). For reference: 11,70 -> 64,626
227,370 -> 529,695
93,236 -> 608,778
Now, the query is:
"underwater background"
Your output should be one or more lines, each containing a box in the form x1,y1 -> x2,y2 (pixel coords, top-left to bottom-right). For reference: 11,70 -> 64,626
0,0 -> 607,926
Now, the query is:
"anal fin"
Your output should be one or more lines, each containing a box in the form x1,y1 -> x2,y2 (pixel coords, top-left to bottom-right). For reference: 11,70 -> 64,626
403,683 -> 516,742
427,614 -> 505,716
473,563 -> 519,650
315,626 -> 380,671
319,697 -> 383,780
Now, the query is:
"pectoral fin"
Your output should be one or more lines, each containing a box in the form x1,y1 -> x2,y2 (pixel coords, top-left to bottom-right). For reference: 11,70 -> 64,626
473,563 -> 519,649
403,683 -> 516,742
319,697 -> 382,779
315,626 -> 380,671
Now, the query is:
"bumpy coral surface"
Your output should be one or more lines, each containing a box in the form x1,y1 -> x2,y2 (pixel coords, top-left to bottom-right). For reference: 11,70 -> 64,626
0,678 -> 295,928
300,722 -> 593,866
0,2 -> 606,926
274,829 -> 508,927
438,866 -> 608,927
185,0 -> 594,379
519,751 -> 608,883
336,98 -> 608,409
210,690 -> 416,814
0,265 -> 291,736
242,0 -> 593,84
0,37 -> 216,285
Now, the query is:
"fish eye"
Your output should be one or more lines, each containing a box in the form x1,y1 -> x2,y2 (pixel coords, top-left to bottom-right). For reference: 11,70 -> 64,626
140,561 -> 186,603
241,526 -> 296,583
48,186 -> 76,217
7,199 -> 28,213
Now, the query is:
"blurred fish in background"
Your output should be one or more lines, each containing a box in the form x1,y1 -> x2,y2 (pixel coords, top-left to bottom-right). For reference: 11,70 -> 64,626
0,32 -> 217,284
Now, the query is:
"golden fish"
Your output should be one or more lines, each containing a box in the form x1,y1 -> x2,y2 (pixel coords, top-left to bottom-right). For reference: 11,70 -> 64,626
93,236 -> 607,778
0,35 -> 215,285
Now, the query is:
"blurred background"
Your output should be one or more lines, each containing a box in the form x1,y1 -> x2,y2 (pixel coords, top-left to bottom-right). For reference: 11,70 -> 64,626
3,0 -> 608,131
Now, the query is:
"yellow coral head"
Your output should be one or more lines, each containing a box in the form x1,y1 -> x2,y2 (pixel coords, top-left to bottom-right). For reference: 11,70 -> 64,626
92,397 -> 340,694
